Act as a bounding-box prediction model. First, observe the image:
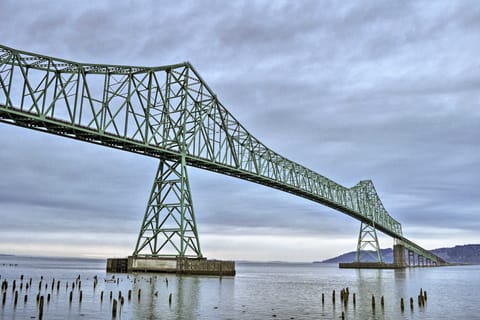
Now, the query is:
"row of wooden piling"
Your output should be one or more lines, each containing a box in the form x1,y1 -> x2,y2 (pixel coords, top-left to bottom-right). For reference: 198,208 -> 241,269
321,286 -> 429,319
1,273 -> 176,319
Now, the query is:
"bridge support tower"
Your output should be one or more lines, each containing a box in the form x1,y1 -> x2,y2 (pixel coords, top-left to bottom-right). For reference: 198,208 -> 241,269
107,156 -> 235,275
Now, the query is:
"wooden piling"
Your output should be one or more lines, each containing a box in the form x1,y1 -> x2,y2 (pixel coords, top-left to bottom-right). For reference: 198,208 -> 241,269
2,291 -> 5,305
14,290 -> 18,306
69,291 -> 73,304
410,297 -> 414,310
79,290 -> 83,303
39,296 -> 44,320
100,291 -> 104,302
332,290 -> 335,304
169,293 -> 172,305
112,299 -> 117,318
138,289 -> 141,300
372,295 -> 375,309
424,290 -> 428,301
400,298 -> 404,312
353,293 -> 356,306
321,293 -> 324,304
381,296 -> 384,308
24,294 -> 27,304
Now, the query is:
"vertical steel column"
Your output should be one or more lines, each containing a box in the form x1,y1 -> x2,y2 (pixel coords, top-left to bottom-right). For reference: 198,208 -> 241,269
132,156 -> 202,258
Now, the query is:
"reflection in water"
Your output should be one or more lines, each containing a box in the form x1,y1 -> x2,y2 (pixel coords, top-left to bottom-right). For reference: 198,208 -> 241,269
176,276 -> 200,319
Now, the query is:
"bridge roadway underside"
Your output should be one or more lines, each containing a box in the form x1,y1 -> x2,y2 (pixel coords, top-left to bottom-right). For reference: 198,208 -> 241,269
0,107 -> 404,236
0,107 -> 446,267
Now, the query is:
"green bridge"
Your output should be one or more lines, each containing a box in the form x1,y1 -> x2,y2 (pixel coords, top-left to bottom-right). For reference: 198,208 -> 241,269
0,44 -> 446,268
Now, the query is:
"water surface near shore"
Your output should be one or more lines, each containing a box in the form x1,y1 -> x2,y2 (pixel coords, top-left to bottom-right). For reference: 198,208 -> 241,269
0,256 -> 479,319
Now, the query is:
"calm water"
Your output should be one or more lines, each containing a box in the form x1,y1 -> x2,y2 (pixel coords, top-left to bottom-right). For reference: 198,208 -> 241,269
0,256 -> 479,319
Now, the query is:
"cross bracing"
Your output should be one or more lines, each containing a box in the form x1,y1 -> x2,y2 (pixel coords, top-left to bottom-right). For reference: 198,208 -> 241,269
0,44 -> 444,264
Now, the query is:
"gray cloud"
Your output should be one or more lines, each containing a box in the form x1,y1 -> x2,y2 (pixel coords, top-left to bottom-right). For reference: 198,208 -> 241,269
0,0 -> 478,260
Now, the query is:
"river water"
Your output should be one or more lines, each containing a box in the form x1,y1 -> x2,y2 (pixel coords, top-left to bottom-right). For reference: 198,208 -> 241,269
0,256 -> 478,319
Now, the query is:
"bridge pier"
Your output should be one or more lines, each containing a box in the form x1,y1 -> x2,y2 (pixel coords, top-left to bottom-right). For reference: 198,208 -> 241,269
106,256 -> 235,276
393,244 -> 406,267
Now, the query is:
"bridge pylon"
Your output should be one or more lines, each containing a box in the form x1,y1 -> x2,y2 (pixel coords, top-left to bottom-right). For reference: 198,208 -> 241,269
356,222 -> 383,263
133,155 -> 202,258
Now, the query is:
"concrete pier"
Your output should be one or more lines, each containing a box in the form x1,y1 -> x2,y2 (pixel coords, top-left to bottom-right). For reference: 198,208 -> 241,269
339,262 -> 405,269
106,256 -> 235,276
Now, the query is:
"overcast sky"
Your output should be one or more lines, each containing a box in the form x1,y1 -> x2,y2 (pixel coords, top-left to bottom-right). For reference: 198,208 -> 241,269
0,0 -> 478,262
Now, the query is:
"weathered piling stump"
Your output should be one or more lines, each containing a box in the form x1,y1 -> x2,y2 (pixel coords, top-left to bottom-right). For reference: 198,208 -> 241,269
371,295 -> 375,309
2,291 -> 6,305
39,295 -> 44,320
410,297 -> 414,310
110,291 -> 113,301
138,289 -> 141,300
100,291 -> 104,302
424,290 -> 428,301
400,298 -> 404,312
79,290 -> 83,303
169,293 -> 172,305
24,294 -> 27,303
341,311 -> 345,320
381,296 -> 384,308
112,299 -> 118,318
47,293 -> 50,303
69,291 -> 73,304
14,290 -> 18,306
332,290 -> 335,304
353,293 -> 356,306
128,290 -> 132,300
321,293 -> 324,304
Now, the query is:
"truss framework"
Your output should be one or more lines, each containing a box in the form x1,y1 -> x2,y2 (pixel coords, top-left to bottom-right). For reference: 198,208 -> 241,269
0,44 -> 445,264
134,156 -> 202,257
356,222 -> 383,263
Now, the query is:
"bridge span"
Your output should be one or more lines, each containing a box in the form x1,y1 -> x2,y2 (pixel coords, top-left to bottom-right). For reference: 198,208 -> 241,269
0,44 -> 446,270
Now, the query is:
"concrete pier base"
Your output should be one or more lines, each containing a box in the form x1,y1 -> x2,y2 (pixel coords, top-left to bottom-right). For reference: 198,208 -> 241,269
339,262 -> 406,269
106,256 -> 235,276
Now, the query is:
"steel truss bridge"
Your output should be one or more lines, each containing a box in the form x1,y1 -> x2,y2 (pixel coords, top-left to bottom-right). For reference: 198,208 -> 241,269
0,44 -> 445,266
